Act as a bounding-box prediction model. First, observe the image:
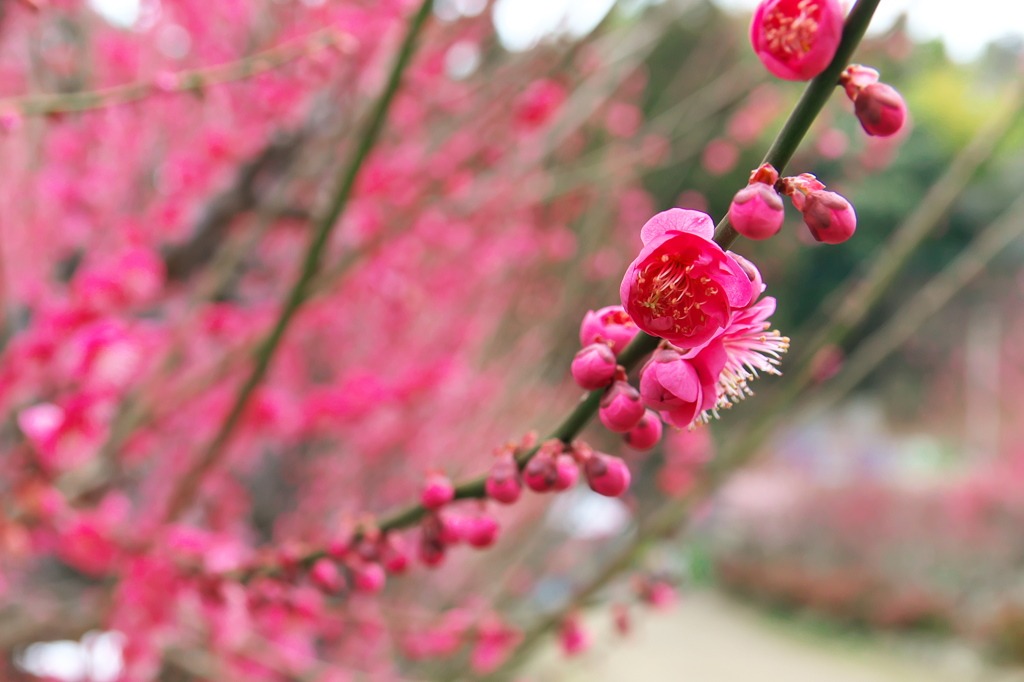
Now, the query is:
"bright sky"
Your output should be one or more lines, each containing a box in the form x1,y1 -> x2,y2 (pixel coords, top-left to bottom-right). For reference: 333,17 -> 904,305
87,0 -> 1024,63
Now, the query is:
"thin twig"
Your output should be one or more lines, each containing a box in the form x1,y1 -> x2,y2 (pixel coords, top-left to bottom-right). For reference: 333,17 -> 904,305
161,0 -> 436,523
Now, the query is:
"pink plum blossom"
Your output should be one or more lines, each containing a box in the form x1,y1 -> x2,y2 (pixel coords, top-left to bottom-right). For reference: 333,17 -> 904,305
620,209 -> 753,347
750,0 -> 844,81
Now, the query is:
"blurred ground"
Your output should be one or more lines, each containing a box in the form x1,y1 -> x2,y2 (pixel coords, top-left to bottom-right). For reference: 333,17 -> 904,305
530,592 -> 1024,682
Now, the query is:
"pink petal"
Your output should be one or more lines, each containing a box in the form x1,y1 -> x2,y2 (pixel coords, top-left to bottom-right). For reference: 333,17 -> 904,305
640,209 -> 714,245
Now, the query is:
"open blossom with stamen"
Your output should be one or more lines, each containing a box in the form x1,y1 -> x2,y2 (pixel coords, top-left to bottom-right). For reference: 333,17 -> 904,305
620,209 -> 752,347
751,0 -> 844,81
696,296 -> 790,423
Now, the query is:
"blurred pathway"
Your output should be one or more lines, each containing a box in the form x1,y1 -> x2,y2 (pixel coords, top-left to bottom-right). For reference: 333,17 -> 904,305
529,592 -> 1024,682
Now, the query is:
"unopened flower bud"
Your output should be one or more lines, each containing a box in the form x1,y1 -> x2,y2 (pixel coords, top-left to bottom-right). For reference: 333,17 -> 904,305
552,454 -> 579,491
419,519 -> 446,568
599,380 -> 645,433
729,183 -> 784,240
352,561 -> 386,594
644,581 -> 678,610
380,534 -> 410,574
854,82 -> 907,137
579,305 -> 639,355
419,537 -> 446,568
309,558 -> 345,594
613,604 -> 632,636
522,441 -> 563,493
585,454 -> 632,497
421,473 -> 455,510
485,452 -> 522,504
438,513 -> 466,545
465,515 -> 500,548
571,343 -> 617,391
802,190 -> 856,244
559,615 -> 590,656
623,410 -> 663,451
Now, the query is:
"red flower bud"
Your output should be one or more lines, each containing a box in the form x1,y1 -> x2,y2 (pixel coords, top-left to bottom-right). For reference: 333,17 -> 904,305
585,454 -> 632,497
623,409 -> 663,451
465,515 -> 500,548
729,183 -> 785,240
309,558 -> 345,594
552,454 -> 579,491
570,343 -> 617,391
599,380 -> 645,433
485,452 -> 522,504
854,82 -> 907,137
352,561 -> 386,594
802,190 -> 856,244
421,473 -> 455,510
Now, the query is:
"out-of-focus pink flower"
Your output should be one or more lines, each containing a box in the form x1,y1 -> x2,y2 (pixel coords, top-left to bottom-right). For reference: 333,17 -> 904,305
559,615 -> 590,656
750,0 -> 844,81
470,616 -> 522,674
620,209 -> 752,347
514,79 -> 566,130
579,305 -> 640,355
701,138 -> 739,176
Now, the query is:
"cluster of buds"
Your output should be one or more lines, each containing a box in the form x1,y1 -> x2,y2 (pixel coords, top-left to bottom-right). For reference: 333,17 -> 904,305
414,472 -> 505,568
572,305 -> 665,451
418,506 -> 503,568
251,528 -> 415,601
486,438 -> 633,501
729,164 -> 856,245
841,64 -> 908,137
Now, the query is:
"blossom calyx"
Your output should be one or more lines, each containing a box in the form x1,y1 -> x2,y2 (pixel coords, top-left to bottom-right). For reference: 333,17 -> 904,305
750,0 -> 844,81
620,209 -> 753,347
